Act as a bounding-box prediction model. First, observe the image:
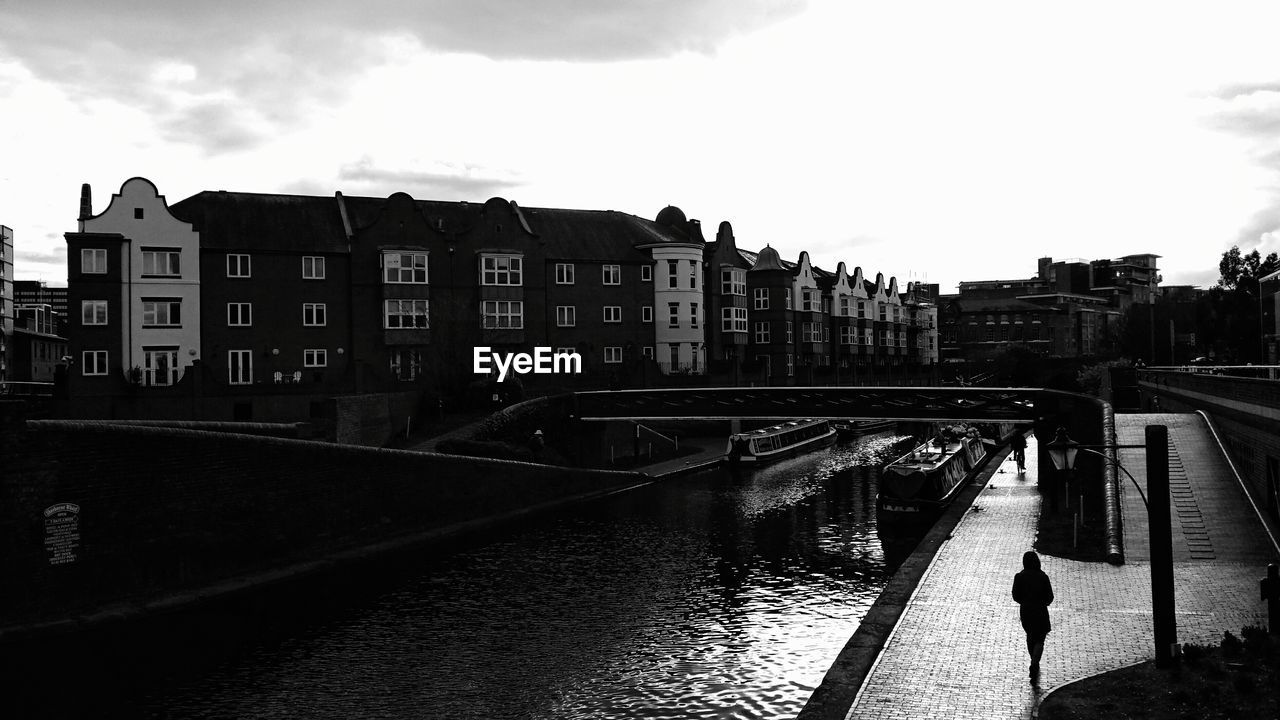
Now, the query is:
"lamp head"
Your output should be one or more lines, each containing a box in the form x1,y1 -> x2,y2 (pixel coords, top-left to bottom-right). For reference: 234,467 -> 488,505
1045,426 -> 1079,471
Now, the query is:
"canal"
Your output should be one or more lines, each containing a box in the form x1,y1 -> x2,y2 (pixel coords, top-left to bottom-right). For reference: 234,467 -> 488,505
118,431 -> 918,719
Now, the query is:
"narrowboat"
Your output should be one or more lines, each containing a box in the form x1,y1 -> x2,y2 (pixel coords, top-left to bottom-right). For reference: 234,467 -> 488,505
876,429 -> 988,526
833,419 -> 898,439
726,419 -> 838,464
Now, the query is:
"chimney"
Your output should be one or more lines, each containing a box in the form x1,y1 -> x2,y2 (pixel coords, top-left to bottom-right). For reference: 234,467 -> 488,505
79,183 -> 93,223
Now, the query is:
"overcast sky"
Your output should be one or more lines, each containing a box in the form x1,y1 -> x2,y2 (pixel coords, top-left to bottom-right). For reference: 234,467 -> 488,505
4,1 -> 1280,292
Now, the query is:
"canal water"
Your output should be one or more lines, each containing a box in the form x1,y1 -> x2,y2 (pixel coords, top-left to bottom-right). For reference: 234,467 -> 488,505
128,431 -> 918,719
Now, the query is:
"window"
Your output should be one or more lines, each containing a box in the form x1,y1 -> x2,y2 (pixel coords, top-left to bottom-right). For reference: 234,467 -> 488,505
142,347 -> 179,386
556,306 -> 576,327
690,263 -> 698,290
481,254 -> 522,286
722,307 -> 748,333
227,302 -> 252,326
134,207 -> 144,219
384,299 -> 429,329
669,345 -> 679,368
879,305 -> 888,322
481,300 -> 523,329
228,350 -> 253,385
999,327 -> 1009,341
303,256 -> 326,279
898,332 -> 907,347
785,290 -> 792,310
602,265 -> 621,285
801,289 -> 817,312
668,302 -> 680,328
668,260 -> 678,289
642,346 -> 654,359
839,297 -> 850,316
858,300 -> 868,319
642,306 -> 653,323
754,321 -> 770,344
390,349 -> 423,380
802,322 -> 821,343
304,349 -> 327,368
840,326 -> 856,345
985,326 -> 995,341
786,355 -> 794,377
754,288 -> 769,310
881,330 -> 893,346
226,253 -> 249,278
303,303 -> 327,327
82,248 -> 107,274
382,252 -> 427,284
82,300 -> 108,325
721,269 -> 745,296
690,302 -> 699,329
82,350 -> 108,376
555,263 -> 575,285
143,249 -> 181,277
641,265 -> 652,282
604,347 -> 622,363
604,306 -> 622,323
863,328 -> 874,345
786,321 -> 793,343
141,299 -> 181,327
556,347 -> 576,356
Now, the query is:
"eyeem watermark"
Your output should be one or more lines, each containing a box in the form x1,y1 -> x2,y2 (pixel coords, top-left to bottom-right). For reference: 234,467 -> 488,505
474,347 -> 582,382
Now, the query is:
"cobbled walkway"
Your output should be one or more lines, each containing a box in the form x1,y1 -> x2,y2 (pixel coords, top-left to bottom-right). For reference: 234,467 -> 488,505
845,415 -> 1276,720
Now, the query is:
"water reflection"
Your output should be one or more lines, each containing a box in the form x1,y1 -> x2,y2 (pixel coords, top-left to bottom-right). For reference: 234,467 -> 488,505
138,432 -> 917,720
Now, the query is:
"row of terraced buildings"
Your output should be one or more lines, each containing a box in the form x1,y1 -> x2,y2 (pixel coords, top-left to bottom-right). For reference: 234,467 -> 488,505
61,178 -> 940,423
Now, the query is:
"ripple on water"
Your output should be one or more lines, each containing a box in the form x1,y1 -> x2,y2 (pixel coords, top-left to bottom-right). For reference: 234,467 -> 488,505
139,433 -> 918,720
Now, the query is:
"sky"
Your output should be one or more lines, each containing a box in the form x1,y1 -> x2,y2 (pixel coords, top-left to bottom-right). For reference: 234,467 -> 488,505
4,1 -> 1280,292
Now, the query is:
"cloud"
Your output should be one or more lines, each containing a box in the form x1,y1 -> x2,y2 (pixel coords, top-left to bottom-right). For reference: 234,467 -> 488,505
0,1 -> 805,155
1204,80 -> 1280,249
15,244 -> 66,265
334,157 -> 525,199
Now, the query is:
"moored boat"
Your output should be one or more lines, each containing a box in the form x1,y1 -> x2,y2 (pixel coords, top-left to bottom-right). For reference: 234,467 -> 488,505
833,419 -> 898,439
726,419 -> 837,464
876,427 -> 988,526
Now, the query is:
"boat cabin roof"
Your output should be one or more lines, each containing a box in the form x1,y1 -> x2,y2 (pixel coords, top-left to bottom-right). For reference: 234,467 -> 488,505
737,419 -> 826,437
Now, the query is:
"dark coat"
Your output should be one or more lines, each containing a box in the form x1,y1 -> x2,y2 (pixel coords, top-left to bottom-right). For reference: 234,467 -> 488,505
1012,568 -> 1053,636
1010,434 -> 1027,451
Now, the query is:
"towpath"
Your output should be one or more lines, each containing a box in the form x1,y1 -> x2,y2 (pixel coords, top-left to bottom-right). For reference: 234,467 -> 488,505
842,413 -> 1276,720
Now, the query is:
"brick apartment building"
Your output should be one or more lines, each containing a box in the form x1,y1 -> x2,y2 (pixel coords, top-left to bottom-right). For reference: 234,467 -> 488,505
940,255 -> 1158,364
63,177 -> 939,422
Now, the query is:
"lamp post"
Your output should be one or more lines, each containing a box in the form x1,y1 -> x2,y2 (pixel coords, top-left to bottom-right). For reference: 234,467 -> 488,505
1045,425 -> 1177,667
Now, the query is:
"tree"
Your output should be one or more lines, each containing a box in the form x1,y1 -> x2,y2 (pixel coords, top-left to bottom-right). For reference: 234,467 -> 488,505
1218,246 -> 1279,291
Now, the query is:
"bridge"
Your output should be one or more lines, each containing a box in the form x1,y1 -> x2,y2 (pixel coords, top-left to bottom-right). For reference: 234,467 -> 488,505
572,386 -> 1068,422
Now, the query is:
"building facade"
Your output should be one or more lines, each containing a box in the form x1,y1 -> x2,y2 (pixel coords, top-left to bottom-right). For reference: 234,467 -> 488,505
64,179 -> 939,422
1,225 -> 12,382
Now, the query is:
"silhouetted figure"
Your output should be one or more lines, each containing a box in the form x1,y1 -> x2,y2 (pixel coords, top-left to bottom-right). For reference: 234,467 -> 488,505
1010,432 -> 1027,473
1012,550 -> 1054,681
529,429 -> 545,462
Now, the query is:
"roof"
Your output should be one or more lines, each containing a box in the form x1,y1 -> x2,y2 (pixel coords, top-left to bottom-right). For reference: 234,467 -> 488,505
171,191 -> 351,253
170,191 -> 684,260
946,297 -> 1057,313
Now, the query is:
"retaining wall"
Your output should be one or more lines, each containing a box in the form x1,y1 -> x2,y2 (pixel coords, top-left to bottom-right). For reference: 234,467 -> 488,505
0,404 -> 644,634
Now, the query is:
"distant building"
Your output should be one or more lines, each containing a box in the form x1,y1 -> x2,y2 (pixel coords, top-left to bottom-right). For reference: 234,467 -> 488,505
1263,269 -> 1280,364
14,280 -> 69,335
1,225 -> 12,382
945,254 -> 1159,363
12,304 -> 67,382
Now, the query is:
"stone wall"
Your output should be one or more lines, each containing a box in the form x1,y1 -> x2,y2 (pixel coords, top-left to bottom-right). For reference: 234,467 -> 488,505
0,406 -> 644,632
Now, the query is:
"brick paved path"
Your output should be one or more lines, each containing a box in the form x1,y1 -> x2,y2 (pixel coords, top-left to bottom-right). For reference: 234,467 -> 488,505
846,416 -> 1276,720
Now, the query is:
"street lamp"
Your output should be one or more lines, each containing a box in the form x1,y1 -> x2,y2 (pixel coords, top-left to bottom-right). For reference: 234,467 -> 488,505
1043,425 -> 1177,667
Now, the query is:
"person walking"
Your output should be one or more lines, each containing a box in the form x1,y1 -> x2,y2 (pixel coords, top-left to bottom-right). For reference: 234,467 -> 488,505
1010,432 -> 1027,473
1012,550 -> 1054,680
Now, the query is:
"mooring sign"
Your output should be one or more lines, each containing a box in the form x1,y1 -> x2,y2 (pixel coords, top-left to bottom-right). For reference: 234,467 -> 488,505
43,502 -> 80,566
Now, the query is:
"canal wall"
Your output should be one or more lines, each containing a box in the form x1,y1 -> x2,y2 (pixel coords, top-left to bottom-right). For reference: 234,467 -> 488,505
0,405 -> 646,639
1138,370 -> 1280,526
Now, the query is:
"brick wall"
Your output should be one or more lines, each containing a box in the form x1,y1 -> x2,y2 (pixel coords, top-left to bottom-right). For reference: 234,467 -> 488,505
1139,371 -> 1280,522
0,408 -> 644,629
